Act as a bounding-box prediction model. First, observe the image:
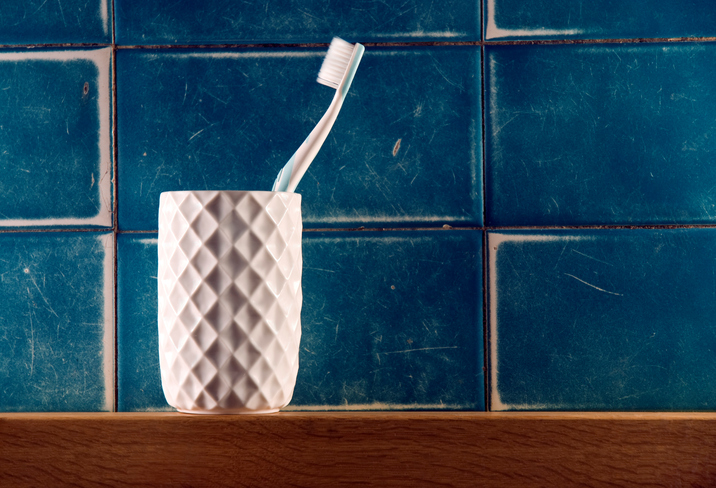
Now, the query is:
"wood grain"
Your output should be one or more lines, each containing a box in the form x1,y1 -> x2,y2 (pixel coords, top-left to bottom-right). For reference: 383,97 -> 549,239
2,412 -> 716,487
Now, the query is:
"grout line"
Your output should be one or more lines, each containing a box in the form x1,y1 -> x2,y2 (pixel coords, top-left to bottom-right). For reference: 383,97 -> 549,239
111,0 -> 116,47
8,223 -> 716,235
14,223 -> 716,235
113,216 -> 119,413
482,230 -> 490,412
112,0 -> 119,413
0,227 -> 113,233
484,36 -> 716,45
3,36 -> 716,51
480,0 -> 490,413
0,43 -> 112,49
483,224 -> 716,230
115,42 -> 332,50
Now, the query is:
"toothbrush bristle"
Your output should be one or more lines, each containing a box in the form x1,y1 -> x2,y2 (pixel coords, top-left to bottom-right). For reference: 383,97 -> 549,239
317,37 -> 355,89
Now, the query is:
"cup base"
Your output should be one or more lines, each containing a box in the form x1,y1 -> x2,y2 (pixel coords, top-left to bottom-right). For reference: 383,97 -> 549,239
176,407 -> 281,415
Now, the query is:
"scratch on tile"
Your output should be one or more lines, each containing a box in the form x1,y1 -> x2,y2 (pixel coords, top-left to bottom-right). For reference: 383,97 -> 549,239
571,248 -> 613,266
56,0 -> 67,26
564,273 -> 623,296
188,126 -> 209,141
31,0 -> 50,15
27,303 -> 34,376
428,53 -> 464,91
378,346 -> 458,355
27,271 -> 59,318
304,266 -> 335,273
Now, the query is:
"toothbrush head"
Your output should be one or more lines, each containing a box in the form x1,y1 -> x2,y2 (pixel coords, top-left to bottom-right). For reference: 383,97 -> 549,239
317,37 -> 365,94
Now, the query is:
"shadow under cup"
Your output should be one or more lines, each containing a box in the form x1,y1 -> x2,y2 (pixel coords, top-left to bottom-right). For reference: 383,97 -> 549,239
157,190 -> 302,414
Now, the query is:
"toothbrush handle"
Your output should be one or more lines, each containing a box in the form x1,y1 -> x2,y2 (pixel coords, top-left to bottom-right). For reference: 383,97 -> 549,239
273,90 -> 344,192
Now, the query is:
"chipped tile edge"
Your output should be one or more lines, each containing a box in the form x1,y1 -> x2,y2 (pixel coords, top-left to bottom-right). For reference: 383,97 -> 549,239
99,232 -> 115,412
0,48 -> 113,228
488,231 -> 591,411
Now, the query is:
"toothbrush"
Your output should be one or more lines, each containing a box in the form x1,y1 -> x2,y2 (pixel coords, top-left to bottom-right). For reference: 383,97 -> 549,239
272,37 -> 365,192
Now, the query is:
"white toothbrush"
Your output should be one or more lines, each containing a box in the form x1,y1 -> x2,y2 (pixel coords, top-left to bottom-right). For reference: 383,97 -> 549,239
272,37 -> 365,192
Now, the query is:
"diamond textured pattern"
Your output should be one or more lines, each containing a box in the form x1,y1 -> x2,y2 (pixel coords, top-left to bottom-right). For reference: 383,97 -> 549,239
158,191 -> 302,413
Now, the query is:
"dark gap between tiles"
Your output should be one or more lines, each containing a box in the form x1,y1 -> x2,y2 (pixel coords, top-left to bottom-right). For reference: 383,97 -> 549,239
38,224 -> 716,235
11,224 -> 716,236
485,37 -> 716,46
0,228 -> 114,233
111,0 -> 116,46
480,0 -> 490,410
0,44 -> 113,49
113,230 -> 119,413
115,227 -> 487,234
482,230 -> 490,411
4,37 -> 716,52
112,38 -> 120,412
110,0 -> 119,410
488,225 -> 716,230
108,38 -> 716,49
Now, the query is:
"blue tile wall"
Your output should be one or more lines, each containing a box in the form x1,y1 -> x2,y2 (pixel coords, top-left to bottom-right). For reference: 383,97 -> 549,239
115,0 -> 480,45
0,232 -> 113,411
5,0 -> 716,413
0,1 -> 111,45
0,49 -> 113,228
489,229 -> 716,410
485,43 -> 716,226
117,46 -> 481,231
116,231 -> 483,411
116,233 -> 171,412
290,231 -> 483,410
485,0 -> 716,40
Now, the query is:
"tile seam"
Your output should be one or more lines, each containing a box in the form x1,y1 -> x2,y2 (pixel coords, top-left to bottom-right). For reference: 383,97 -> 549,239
0,228 -> 114,233
11,224 -> 716,234
112,0 -> 119,413
0,43 -> 112,49
3,36 -> 716,51
480,0 -> 490,412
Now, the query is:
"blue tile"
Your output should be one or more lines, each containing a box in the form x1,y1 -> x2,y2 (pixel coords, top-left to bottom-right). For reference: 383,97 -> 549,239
0,232 -> 113,412
118,47 -> 481,230
291,230 -> 483,410
0,0 -> 111,45
115,0 -> 478,45
489,229 -> 716,411
485,43 -> 716,226
0,49 -> 113,228
117,233 -> 173,412
485,0 -> 716,40
114,230 -> 483,411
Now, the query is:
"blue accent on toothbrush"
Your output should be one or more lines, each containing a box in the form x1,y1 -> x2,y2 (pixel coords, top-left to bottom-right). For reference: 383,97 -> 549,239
273,152 -> 296,192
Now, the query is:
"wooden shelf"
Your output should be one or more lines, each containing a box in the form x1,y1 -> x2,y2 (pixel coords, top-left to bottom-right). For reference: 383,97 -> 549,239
2,411 -> 716,486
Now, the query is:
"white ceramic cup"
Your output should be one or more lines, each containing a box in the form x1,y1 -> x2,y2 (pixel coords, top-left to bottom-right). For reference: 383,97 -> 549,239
157,190 -> 302,414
